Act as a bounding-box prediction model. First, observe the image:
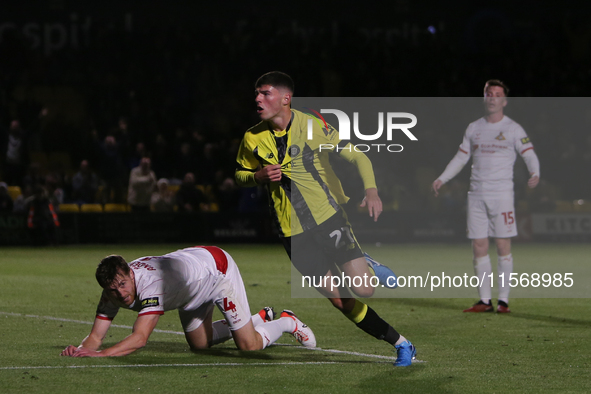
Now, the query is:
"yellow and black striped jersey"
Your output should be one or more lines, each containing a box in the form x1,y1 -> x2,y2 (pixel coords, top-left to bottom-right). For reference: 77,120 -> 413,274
236,109 -> 376,237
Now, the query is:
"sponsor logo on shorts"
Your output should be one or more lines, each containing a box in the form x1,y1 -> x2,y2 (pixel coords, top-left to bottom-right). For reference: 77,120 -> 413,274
141,297 -> 159,309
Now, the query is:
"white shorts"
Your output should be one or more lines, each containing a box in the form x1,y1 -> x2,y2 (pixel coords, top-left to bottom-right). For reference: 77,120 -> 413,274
178,250 -> 252,333
467,194 -> 517,239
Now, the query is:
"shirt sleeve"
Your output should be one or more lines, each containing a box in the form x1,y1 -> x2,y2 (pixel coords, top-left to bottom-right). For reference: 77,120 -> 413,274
235,135 -> 259,187
437,128 -> 472,184
514,125 -> 540,177
96,290 -> 119,321
136,281 -> 165,316
338,144 -> 377,190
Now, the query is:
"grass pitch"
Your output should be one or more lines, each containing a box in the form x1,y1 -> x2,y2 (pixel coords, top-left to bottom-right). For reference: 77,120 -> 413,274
0,243 -> 590,393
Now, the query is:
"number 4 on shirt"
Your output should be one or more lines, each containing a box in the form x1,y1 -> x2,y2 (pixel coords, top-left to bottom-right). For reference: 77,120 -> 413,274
223,297 -> 237,313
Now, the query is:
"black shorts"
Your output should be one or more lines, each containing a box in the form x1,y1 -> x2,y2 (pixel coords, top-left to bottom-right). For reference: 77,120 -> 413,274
282,211 -> 364,278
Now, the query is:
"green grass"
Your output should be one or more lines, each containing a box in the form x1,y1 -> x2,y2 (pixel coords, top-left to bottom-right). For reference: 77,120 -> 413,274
0,243 -> 590,393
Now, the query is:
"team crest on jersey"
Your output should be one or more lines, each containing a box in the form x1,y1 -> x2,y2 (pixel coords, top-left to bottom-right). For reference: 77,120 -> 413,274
521,137 -> 530,144
141,297 -> 159,309
288,145 -> 301,157
495,132 -> 506,141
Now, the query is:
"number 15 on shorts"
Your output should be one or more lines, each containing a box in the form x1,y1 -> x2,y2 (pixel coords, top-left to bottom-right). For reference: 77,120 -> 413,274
502,211 -> 514,225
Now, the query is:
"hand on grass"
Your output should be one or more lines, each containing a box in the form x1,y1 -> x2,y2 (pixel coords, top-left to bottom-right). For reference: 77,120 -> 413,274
60,345 -> 103,357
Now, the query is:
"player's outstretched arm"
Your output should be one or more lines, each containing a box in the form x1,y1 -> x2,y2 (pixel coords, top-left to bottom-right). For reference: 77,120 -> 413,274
83,314 -> 160,357
60,317 -> 111,356
435,150 -> 470,194
63,314 -> 160,357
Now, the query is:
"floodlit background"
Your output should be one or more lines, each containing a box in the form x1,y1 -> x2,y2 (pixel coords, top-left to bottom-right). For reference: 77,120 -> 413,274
0,2 -> 589,247
1,2 -> 590,393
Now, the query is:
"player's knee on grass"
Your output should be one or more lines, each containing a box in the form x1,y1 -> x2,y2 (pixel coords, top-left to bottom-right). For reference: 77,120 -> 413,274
232,322 -> 264,351
188,343 -> 212,352
184,326 -> 212,351
234,338 -> 262,351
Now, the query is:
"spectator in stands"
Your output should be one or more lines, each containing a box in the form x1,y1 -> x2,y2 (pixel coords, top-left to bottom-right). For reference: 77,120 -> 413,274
151,178 -> 175,212
3,120 -> 28,187
26,184 -> 60,246
197,143 -> 219,186
96,135 -> 126,203
112,117 -> 132,162
174,142 -> 198,181
22,162 -> 45,189
71,160 -> 100,204
128,157 -> 157,212
151,134 -> 173,179
45,173 -> 65,208
127,142 -> 148,171
176,172 -> 210,212
13,185 -> 33,213
215,177 -> 240,212
0,182 -> 14,212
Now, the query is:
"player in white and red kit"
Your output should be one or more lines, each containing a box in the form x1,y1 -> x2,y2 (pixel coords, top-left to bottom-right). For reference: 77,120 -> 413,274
432,80 -> 540,313
61,246 -> 315,357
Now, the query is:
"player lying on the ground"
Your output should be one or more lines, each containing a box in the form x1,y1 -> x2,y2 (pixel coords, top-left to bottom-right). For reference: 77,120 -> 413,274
60,246 -> 315,357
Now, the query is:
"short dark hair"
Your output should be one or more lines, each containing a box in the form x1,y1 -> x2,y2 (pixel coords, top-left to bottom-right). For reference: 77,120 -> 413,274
96,255 -> 130,288
255,71 -> 294,93
484,79 -> 509,96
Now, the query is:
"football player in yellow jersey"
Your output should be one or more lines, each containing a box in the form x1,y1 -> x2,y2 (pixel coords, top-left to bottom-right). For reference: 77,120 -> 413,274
235,71 -> 415,366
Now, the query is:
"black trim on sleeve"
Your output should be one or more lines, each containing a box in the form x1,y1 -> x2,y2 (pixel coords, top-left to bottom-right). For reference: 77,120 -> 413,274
336,140 -> 350,152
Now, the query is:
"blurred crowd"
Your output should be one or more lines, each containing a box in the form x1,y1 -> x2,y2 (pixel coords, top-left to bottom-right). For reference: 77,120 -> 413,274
0,117 -> 264,214
0,6 -> 590,218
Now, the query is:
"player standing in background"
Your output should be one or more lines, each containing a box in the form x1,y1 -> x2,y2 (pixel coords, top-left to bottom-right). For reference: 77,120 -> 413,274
235,71 -> 415,366
61,246 -> 315,357
432,80 -> 540,313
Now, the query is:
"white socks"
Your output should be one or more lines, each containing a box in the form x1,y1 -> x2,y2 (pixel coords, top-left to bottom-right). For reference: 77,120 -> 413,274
211,319 -> 232,345
251,312 -> 264,327
473,255 -> 492,304
497,254 -> 513,303
473,253 -> 514,305
255,317 -> 295,349
211,313 -> 296,349
210,311 -> 268,346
